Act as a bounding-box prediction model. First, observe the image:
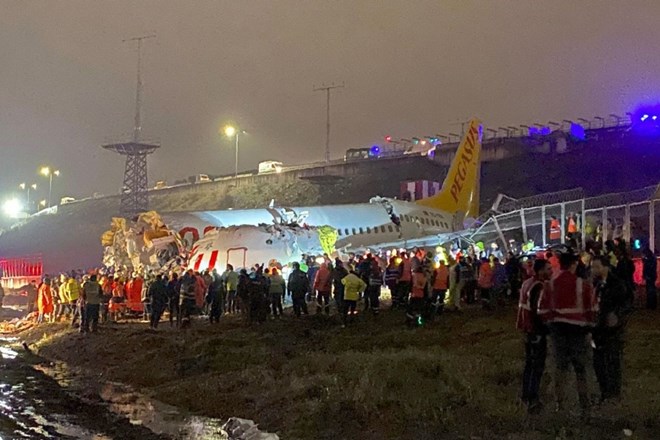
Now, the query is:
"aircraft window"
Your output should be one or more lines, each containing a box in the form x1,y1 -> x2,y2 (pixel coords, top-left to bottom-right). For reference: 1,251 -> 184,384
373,227 -> 378,233
388,225 -> 393,232
337,229 -> 342,236
423,211 -> 429,215
396,225 -> 401,232
405,215 -> 410,222
345,228 -> 350,236
352,228 -> 357,235
380,225 -> 386,233
359,227 -> 364,234
366,227 -> 371,234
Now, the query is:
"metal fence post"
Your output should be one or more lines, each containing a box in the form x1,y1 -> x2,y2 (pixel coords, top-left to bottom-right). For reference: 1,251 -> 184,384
520,208 -> 528,243
624,204 -> 631,245
602,207 -> 608,246
542,205 -> 547,248
560,202 -> 566,245
581,199 -> 586,250
650,201 -> 655,253
491,215 -> 508,252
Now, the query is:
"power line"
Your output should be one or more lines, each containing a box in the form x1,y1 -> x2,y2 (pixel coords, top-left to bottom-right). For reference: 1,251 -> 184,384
314,82 -> 344,162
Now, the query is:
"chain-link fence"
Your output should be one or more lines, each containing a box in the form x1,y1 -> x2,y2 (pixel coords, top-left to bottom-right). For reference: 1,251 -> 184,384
468,184 -> 660,255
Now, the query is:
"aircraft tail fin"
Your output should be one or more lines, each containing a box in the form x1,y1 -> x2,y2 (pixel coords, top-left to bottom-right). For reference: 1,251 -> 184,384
415,118 -> 483,220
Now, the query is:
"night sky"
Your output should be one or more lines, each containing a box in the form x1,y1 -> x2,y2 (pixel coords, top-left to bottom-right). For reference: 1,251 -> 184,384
2,0 -> 660,203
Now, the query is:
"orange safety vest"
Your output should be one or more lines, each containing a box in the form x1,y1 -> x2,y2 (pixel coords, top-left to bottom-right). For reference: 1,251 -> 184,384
516,278 -> 542,333
537,270 -> 598,327
399,259 -> 412,282
433,266 -> 449,290
567,217 -> 577,233
549,219 -> 561,240
411,272 -> 427,298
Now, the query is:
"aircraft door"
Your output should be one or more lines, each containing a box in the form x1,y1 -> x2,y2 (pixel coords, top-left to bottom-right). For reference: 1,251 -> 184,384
226,247 -> 248,270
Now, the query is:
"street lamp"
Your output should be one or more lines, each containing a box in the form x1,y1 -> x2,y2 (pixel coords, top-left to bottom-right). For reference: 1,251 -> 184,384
222,125 -> 246,178
40,167 -> 60,208
19,183 -> 37,213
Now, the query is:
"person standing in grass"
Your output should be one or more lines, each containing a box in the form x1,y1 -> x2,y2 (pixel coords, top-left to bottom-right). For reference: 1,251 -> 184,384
538,252 -> 597,420
516,258 -> 551,414
340,270 -> 367,328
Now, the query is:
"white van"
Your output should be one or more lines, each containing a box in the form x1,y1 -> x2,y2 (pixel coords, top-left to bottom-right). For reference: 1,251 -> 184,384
258,161 -> 284,174
154,180 -> 167,190
60,197 -> 76,205
195,174 -> 211,183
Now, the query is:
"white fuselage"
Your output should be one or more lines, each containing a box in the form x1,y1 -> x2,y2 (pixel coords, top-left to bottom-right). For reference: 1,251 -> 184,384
163,198 -> 460,252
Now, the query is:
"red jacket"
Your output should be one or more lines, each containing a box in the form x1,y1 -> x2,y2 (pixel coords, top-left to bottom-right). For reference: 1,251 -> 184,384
477,263 -> 493,289
313,265 -> 332,292
538,270 -> 597,327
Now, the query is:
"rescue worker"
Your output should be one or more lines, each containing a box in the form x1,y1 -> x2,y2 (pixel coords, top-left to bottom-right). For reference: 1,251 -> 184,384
538,252 -> 598,419
26,280 -> 38,314
384,257 -> 400,306
549,216 -> 561,242
0,277 -> 4,313
207,269 -> 225,323
463,256 -> 477,304
109,278 -> 125,323
222,264 -> 239,314
517,259 -> 551,414
147,274 -> 169,329
56,275 -> 70,320
202,270 -> 214,316
397,253 -> 413,308
313,262 -> 333,315
37,278 -> 54,324
591,256 -> 633,403
66,275 -> 81,327
367,259 -> 383,315
431,260 -> 449,315
615,247 -> 635,301
445,259 -> 461,311
194,271 -> 207,313
477,258 -> 493,309
81,274 -> 103,333
179,270 -> 197,328
287,262 -> 310,317
491,258 -> 508,308
340,270 -> 367,327
268,268 -> 286,318
166,272 -> 180,327
567,213 -> 578,241
642,247 -> 657,310
332,259 -> 349,313
236,269 -> 250,318
247,266 -> 269,324
406,267 -> 427,326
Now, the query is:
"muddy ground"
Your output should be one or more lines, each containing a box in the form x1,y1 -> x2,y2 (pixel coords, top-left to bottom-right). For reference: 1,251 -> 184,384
18,306 -> 660,440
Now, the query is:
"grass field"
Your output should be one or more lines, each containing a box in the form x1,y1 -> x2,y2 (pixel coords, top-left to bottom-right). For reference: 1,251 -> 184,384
21,305 -> 660,439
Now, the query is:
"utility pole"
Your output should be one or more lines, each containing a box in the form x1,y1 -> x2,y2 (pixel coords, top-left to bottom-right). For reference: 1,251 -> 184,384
123,34 -> 156,142
314,82 -> 344,162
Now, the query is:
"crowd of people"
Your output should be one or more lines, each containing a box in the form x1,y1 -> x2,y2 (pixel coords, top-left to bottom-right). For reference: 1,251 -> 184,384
16,236 -> 652,422
516,239 -> 637,420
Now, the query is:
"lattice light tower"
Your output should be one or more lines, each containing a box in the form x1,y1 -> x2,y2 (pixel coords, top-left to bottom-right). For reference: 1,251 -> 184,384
103,34 -> 159,217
